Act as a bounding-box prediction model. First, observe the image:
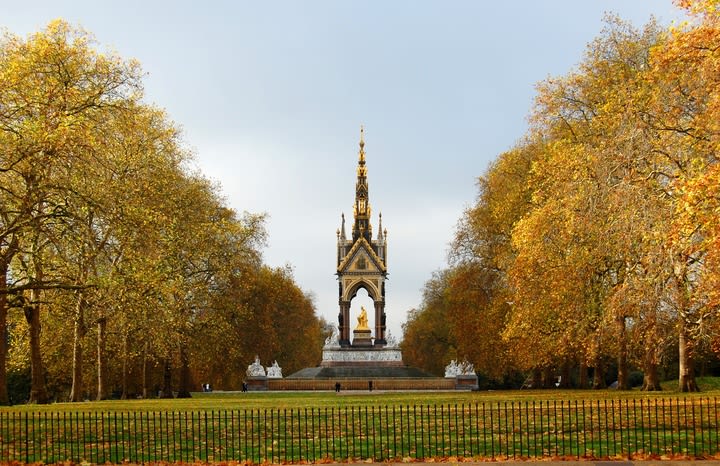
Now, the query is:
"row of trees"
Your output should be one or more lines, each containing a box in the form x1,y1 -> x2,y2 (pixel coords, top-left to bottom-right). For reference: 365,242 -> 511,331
402,1 -> 720,391
0,21 -> 324,404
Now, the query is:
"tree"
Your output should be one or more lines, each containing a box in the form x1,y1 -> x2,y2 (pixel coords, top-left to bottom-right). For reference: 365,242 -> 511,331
2,20 -> 322,403
447,142 -> 536,382
0,20 -> 142,403
426,8 -> 720,391
647,0 -> 720,391
401,271 -> 456,376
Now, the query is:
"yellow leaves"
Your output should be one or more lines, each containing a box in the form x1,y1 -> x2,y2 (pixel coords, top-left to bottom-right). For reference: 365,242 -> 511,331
443,8 -> 720,377
0,19 -> 281,395
675,0 -> 720,21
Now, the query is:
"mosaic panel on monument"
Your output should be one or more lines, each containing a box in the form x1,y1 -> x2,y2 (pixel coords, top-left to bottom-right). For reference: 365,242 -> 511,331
320,348 -> 404,367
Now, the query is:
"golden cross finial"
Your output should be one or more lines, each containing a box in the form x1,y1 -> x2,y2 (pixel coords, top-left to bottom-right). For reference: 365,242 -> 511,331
358,125 -> 366,165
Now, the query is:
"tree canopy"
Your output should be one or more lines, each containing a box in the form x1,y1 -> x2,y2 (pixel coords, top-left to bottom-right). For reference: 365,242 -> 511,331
0,20 -> 324,404
403,0 -> 720,391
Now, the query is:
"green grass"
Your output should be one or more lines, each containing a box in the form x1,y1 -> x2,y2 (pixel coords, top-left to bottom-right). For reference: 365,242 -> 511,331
2,385 -> 719,463
659,376 -> 720,391
695,376 -> 720,391
2,378 -> 719,413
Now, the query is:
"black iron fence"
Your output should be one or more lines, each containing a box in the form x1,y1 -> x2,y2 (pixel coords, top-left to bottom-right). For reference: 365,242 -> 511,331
1,398 -> 719,463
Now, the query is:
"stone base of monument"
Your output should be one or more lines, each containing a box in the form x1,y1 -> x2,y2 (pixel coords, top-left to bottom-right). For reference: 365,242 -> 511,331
352,329 -> 373,347
290,344 -> 438,382
455,374 -> 479,390
245,376 -> 268,391
287,335 -> 442,388
319,347 -> 404,367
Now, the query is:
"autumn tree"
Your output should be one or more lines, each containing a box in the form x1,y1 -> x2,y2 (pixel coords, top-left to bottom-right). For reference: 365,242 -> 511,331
1,20 -> 324,402
447,142 -> 537,381
505,18 -> 669,390
406,140 -> 542,384
644,0 -> 720,391
189,263 -> 323,388
425,4 -> 720,391
0,20 -> 142,403
401,271 -> 456,376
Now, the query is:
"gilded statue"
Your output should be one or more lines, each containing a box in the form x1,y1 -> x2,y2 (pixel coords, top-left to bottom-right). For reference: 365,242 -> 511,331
356,306 -> 370,330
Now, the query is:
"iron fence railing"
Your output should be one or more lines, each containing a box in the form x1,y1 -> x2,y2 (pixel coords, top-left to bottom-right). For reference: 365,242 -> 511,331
1,398 -> 718,463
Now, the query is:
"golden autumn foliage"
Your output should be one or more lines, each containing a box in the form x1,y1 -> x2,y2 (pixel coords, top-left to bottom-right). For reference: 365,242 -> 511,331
0,21 -> 323,404
406,0 -> 720,390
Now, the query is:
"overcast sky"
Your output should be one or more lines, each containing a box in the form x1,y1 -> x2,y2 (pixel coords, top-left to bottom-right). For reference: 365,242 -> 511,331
4,1 -> 685,341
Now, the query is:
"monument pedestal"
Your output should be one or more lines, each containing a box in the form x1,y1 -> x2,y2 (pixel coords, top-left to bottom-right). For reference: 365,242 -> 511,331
245,376 -> 268,391
352,329 -> 373,347
320,346 -> 404,367
288,329 -> 437,382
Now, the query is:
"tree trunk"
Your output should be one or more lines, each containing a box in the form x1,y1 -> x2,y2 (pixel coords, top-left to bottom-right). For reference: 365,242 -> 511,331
69,295 -> 86,402
96,316 -> 107,400
541,366 -> 554,388
0,261 -> 9,405
531,368 -> 542,389
142,342 -> 149,399
616,315 -> 629,390
641,346 -> 662,391
121,332 -> 128,400
559,359 -> 571,388
679,319 -> 700,392
592,358 -> 606,389
177,346 -> 192,398
25,288 -> 49,404
578,364 -> 588,389
641,306 -> 662,391
160,359 -> 174,398
641,363 -> 662,392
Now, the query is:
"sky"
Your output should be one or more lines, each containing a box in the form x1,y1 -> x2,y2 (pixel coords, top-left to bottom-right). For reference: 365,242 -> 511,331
4,1 -> 686,343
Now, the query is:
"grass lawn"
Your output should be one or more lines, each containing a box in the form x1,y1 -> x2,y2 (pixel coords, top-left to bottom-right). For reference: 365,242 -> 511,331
3,376 -> 719,413
1,378 -> 719,463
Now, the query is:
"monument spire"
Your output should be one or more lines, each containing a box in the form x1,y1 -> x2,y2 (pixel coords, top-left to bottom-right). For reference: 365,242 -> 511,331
377,212 -> 383,240
353,126 -> 372,242
359,125 -> 366,163
336,125 -> 388,347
